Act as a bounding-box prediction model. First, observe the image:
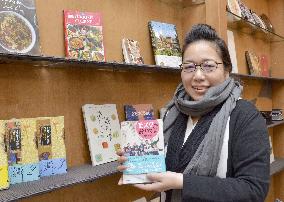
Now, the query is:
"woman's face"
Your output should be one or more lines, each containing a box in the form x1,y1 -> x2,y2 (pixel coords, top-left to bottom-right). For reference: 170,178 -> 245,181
181,40 -> 229,101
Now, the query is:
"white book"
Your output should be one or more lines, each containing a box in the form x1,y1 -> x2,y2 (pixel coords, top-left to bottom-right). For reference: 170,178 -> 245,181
227,30 -> 238,73
82,104 -> 121,166
121,119 -> 166,184
269,136 -> 275,164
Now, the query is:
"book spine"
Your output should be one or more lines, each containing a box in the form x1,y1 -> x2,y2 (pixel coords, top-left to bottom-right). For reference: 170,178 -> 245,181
63,10 -> 70,58
82,106 -> 96,166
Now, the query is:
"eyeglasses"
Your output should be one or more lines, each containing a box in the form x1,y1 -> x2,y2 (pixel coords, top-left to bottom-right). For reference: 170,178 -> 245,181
179,60 -> 223,73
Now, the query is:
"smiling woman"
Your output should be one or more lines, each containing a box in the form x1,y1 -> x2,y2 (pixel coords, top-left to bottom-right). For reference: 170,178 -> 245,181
117,24 -> 270,202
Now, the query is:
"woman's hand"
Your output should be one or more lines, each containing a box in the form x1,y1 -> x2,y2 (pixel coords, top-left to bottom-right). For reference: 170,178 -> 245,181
117,149 -> 127,185
116,149 -> 127,172
133,171 -> 183,192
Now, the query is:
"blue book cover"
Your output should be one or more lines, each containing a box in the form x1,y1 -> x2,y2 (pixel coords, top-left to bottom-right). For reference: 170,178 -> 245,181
124,104 -> 154,121
121,119 -> 165,184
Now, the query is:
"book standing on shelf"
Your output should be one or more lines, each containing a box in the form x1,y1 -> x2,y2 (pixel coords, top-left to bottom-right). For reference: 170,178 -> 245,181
0,0 -> 41,55
259,54 -> 270,77
64,10 -> 105,61
0,121 -> 9,190
148,21 -> 182,68
227,30 -> 238,73
245,51 -> 261,76
0,118 -> 40,184
36,116 -> 67,177
82,104 -> 121,166
121,119 -> 166,184
269,136 -> 275,164
124,104 -> 154,121
227,0 -> 242,20
122,38 -> 144,65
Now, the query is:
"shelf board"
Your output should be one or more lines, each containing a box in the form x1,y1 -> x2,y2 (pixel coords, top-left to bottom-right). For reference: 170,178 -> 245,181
0,53 -> 283,80
0,162 -> 119,202
227,10 -> 284,42
231,73 -> 284,81
267,120 -> 284,128
0,53 -> 181,74
270,157 -> 284,175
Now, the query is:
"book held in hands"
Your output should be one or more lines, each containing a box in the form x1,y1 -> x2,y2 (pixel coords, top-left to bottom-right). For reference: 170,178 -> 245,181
121,119 -> 166,184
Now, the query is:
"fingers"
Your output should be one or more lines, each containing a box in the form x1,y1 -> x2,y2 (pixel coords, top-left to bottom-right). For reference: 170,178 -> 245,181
134,182 -> 163,192
116,149 -> 124,156
117,155 -> 127,164
146,172 -> 164,181
117,164 -> 127,172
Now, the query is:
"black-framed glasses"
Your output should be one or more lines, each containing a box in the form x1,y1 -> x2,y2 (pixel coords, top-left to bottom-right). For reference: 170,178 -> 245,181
179,60 -> 223,73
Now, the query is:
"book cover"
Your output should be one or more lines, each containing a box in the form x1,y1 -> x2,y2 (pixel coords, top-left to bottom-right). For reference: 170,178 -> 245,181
64,10 -> 105,61
237,0 -> 256,25
227,0 -> 242,19
122,38 -> 144,65
0,0 -> 41,55
121,119 -> 166,184
148,21 -> 182,68
251,11 -> 267,31
36,116 -> 67,177
0,121 -> 9,190
269,136 -> 275,164
227,30 -> 238,73
124,104 -> 154,121
260,14 -> 274,32
82,104 -> 121,166
1,118 -> 39,184
245,51 -> 261,76
260,54 -> 270,77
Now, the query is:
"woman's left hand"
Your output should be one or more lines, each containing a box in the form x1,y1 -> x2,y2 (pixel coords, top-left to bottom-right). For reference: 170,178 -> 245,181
133,171 -> 183,192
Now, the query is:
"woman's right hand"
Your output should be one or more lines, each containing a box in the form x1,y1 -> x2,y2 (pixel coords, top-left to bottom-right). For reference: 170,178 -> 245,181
116,150 -> 128,185
116,149 -> 128,172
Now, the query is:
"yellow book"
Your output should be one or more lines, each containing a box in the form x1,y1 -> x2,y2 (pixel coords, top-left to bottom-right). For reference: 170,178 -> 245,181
0,120 -> 9,189
2,118 -> 39,184
36,116 -> 67,176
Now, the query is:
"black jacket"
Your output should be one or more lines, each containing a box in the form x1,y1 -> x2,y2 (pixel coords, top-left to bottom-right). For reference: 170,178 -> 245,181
180,100 -> 270,202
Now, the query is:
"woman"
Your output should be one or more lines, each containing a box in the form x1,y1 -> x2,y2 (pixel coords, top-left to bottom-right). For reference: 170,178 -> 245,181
117,24 -> 270,202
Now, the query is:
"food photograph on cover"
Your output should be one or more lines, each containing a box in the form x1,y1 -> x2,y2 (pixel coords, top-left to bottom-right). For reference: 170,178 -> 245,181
0,0 -> 41,55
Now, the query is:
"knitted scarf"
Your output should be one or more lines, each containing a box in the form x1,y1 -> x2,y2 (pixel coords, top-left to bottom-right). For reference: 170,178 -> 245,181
163,77 -> 243,202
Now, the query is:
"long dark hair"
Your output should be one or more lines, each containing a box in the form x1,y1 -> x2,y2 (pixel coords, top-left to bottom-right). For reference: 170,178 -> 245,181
183,24 -> 232,72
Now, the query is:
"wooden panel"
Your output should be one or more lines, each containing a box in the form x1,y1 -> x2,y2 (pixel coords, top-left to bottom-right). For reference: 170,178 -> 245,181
182,3 -> 206,44
20,173 -> 154,202
205,0 -> 227,39
35,0 -> 183,65
0,64 -> 180,201
265,176 -> 275,202
274,171 -> 284,201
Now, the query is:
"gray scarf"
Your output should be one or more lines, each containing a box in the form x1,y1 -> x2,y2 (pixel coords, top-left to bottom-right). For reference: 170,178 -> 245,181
163,77 -> 243,202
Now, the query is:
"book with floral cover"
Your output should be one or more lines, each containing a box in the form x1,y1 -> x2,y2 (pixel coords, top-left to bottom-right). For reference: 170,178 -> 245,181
124,104 -> 154,121
36,116 -> 67,177
64,10 -> 105,61
148,21 -> 182,68
0,0 -> 41,55
82,104 -> 121,166
122,38 -> 144,64
121,119 -> 166,184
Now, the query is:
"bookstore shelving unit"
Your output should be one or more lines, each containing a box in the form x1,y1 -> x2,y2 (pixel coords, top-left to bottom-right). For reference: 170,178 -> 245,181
226,0 -> 284,201
0,0 -> 284,201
